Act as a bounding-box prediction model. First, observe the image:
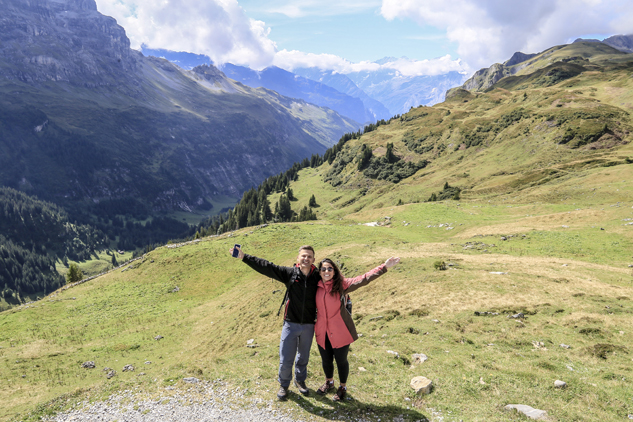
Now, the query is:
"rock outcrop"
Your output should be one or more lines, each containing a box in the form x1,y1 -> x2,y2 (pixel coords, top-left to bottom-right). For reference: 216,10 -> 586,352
0,0 -> 139,85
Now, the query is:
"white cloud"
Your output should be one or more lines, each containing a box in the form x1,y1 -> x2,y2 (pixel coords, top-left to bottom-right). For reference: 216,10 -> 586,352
94,0 -> 462,76
273,50 -> 466,76
380,0 -> 633,69
94,0 -> 277,69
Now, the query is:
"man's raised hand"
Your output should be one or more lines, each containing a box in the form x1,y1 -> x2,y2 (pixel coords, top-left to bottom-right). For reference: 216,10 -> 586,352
229,246 -> 245,260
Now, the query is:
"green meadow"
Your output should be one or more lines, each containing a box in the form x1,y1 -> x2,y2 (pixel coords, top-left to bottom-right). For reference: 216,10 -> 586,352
2,197 -> 632,421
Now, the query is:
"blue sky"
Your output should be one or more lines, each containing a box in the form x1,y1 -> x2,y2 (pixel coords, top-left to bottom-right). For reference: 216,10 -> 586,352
94,0 -> 632,75
236,1 -> 458,63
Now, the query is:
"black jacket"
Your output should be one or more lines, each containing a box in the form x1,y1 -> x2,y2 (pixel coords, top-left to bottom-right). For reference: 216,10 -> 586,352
242,254 -> 320,324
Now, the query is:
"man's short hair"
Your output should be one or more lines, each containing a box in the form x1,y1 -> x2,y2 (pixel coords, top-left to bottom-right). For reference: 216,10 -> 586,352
298,245 -> 315,256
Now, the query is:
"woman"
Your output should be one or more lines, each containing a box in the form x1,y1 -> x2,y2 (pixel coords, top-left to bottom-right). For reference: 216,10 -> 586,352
315,256 -> 400,401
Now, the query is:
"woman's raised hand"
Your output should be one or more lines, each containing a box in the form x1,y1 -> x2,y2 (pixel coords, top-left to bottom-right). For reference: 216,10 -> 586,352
384,257 -> 400,268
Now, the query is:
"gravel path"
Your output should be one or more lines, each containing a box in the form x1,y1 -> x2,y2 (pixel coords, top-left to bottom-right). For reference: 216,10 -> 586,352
40,380 -> 436,422
42,380 -> 304,422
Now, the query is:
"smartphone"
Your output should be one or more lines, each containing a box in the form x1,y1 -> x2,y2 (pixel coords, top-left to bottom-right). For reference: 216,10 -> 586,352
232,244 -> 241,258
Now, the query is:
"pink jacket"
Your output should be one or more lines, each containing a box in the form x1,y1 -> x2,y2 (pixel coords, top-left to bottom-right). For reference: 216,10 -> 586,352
315,264 -> 387,349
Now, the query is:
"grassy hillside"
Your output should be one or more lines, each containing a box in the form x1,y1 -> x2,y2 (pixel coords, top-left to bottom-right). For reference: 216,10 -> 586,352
1,197 -> 632,421
2,44 -> 633,421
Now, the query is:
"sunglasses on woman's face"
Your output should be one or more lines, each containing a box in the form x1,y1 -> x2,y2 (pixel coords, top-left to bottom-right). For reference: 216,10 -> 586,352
320,267 -> 334,272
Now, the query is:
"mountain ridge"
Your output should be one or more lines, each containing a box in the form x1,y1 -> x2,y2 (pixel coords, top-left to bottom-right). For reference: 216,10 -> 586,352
450,38 -> 631,95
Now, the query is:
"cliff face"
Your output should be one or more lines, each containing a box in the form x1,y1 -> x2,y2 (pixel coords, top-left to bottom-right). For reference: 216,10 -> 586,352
0,0 -> 355,214
0,0 -> 138,85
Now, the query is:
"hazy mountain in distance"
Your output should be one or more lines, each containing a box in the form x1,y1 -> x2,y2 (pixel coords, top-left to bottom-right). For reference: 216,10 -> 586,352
219,63 -> 372,125
140,47 -> 212,69
291,67 -> 392,121
576,34 -> 633,53
296,61 -> 468,116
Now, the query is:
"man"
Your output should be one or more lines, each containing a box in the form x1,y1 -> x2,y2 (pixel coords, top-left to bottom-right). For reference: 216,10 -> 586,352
230,245 -> 320,400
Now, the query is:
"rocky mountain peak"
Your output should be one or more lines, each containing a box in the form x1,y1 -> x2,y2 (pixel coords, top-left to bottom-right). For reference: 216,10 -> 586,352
504,52 -> 537,67
0,0 -> 137,85
192,64 -> 227,82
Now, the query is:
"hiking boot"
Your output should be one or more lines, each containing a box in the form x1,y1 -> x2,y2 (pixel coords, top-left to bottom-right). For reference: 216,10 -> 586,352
277,386 -> 289,401
294,379 -> 309,396
332,385 -> 346,401
316,380 -> 334,395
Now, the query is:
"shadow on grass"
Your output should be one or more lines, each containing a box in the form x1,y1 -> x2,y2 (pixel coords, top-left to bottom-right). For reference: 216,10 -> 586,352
287,390 -> 429,421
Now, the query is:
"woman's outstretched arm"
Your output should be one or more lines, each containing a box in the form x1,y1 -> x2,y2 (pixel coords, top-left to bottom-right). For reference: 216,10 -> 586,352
342,257 -> 400,294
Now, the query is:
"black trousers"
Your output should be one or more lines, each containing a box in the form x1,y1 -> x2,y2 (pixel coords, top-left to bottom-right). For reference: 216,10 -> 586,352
317,334 -> 350,384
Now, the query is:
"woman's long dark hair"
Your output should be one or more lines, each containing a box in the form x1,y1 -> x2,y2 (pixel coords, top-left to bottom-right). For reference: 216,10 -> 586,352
319,258 -> 344,297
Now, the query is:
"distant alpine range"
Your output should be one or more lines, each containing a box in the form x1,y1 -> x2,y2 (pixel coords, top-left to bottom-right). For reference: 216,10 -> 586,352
142,48 -> 468,122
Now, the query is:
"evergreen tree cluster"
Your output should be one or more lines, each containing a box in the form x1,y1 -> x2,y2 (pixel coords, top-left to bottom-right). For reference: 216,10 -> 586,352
427,182 -> 461,201
323,131 -> 361,165
362,118 -> 390,134
0,235 -> 64,300
194,154 -> 323,236
0,187 -> 107,260
362,156 -> 429,183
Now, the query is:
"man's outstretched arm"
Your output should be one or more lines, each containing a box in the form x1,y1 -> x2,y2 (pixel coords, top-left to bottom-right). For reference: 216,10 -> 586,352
229,246 -> 294,283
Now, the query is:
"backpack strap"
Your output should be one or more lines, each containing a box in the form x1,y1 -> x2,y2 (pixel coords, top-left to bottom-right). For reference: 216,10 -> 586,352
341,293 -> 351,315
277,289 -> 289,317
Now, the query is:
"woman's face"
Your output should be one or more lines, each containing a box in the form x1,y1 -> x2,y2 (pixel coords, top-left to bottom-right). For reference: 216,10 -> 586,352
320,261 -> 335,282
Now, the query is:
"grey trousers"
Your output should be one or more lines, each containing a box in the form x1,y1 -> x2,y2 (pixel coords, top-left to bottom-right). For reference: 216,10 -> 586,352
278,321 -> 314,387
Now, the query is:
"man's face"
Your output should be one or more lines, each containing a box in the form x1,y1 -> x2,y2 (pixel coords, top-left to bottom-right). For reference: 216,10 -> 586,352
296,249 -> 315,268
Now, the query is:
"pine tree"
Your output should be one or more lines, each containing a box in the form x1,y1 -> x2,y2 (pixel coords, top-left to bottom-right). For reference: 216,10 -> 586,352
386,142 -> 397,163
111,254 -> 118,267
66,263 -> 83,284
357,144 -> 372,170
309,194 -> 317,207
277,195 -> 293,221
259,191 -> 272,222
